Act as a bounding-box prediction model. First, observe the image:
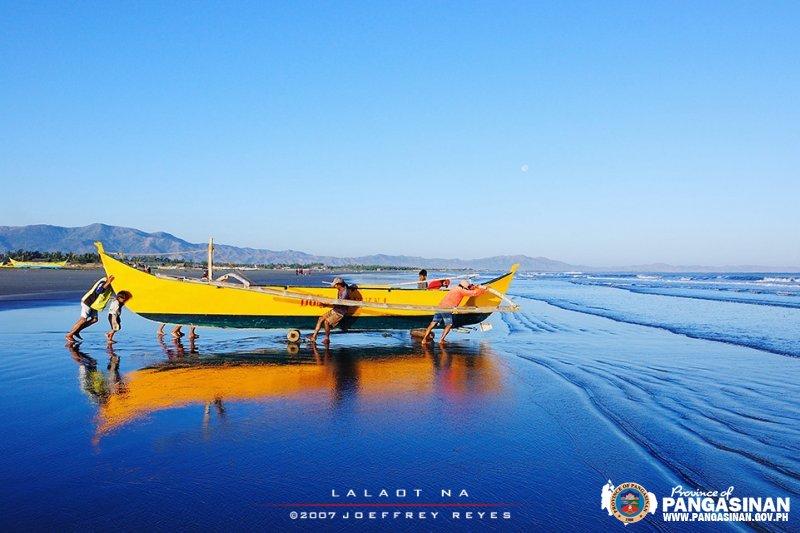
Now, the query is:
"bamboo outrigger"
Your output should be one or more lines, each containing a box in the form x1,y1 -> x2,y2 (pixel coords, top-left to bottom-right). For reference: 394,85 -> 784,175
95,241 -> 519,335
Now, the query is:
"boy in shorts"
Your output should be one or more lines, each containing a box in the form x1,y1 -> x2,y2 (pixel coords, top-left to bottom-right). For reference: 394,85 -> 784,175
66,275 -> 115,343
106,290 -> 132,344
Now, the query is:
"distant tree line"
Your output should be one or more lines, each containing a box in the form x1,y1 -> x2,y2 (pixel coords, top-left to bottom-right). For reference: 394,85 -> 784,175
0,249 -> 100,264
0,250 -> 192,265
336,264 -> 418,271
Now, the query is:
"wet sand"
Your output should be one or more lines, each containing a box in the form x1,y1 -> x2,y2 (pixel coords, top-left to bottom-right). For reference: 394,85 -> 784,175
0,268 -> 105,301
0,272 -> 797,531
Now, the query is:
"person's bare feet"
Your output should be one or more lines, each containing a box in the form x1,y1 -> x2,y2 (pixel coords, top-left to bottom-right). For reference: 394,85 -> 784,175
308,334 -> 317,343
65,334 -> 75,343
323,337 -> 330,345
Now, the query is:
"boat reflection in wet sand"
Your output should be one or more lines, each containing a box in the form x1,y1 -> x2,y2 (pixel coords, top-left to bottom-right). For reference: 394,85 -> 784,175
85,342 -> 502,439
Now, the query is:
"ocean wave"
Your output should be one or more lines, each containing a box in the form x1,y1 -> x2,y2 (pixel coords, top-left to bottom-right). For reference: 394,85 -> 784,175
569,282 -> 800,309
563,272 -> 800,284
511,293 -> 800,358
623,286 -> 800,309
759,277 -> 800,284
563,273 -> 800,301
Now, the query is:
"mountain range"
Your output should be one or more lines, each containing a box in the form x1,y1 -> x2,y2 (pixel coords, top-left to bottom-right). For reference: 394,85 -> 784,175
0,224 -> 795,272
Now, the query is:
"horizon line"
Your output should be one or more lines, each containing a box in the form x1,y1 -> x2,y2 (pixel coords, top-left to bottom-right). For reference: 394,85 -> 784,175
1,222 -> 799,270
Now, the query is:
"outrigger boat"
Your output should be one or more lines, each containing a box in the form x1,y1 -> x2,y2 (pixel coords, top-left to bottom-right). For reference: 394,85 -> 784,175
8,259 -> 68,269
95,241 -> 519,339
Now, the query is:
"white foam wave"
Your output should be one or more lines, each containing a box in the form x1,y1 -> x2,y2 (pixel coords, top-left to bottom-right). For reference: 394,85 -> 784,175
759,277 -> 799,284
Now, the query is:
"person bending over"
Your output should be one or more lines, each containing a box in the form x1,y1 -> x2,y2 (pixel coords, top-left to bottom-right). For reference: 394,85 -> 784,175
66,275 -> 115,343
422,280 -> 486,344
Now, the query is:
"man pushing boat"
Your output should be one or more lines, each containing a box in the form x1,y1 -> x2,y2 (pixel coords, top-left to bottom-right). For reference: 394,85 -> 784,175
66,276 -> 115,343
309,277 -> 352,345
421,280 -> 487,344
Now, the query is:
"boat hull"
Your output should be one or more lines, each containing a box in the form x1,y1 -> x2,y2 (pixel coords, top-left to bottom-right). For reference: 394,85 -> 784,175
139,312 -> 491,330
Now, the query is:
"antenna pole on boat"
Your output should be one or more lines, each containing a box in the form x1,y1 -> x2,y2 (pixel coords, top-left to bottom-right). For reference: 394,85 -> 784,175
207,237 -> 214,281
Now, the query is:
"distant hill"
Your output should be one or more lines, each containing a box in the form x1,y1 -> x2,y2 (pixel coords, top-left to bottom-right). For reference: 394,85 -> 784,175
0,224 -> 796,272
0,223 -> 582,271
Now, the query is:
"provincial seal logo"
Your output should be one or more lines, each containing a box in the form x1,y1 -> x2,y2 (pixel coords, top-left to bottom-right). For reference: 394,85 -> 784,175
601,480 -> 657,525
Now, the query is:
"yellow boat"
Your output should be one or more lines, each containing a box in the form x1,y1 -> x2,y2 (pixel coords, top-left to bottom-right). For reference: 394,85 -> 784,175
8,258 -> 68,269
93,344 -> 502,437
95,242 -> 519,332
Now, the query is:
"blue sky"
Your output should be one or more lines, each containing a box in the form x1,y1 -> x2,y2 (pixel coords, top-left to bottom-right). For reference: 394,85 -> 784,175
1,2 -> 798,266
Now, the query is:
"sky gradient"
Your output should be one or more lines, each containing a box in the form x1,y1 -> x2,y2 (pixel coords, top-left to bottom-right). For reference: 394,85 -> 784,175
1,2 -> 798,266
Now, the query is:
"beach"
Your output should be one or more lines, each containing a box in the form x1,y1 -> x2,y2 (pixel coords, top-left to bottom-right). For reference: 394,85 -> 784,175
0,270 -> 797,531
4,0 -> 799,529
